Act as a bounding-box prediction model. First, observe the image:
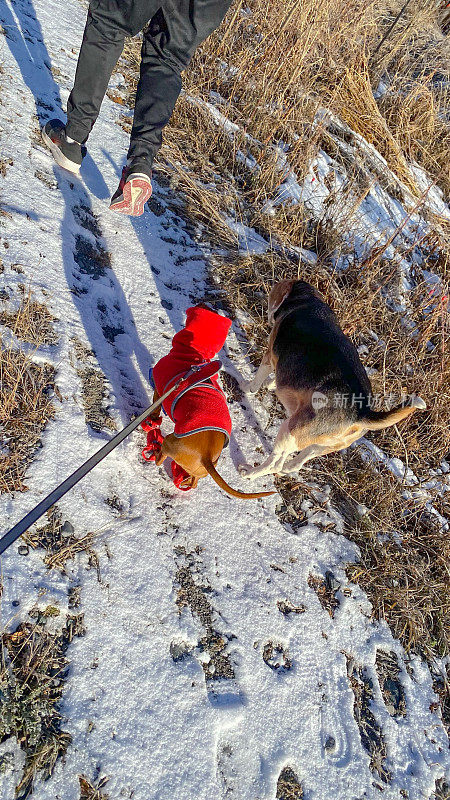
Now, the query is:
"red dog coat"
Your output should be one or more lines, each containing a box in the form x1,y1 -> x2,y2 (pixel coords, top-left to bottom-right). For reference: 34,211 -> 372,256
151,306 -> 232,442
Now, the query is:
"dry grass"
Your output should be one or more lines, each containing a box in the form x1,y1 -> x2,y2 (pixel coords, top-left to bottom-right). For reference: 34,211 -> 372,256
79,775 -> 110,800
0,613 -> 85,799
0,345 -> 56,492
0,290 -> 59,492
276,766 -> 304,800
22,507 -> 101,576
346,655 -> 390,783
214,248 -> 450,473
215,247 -> 450,659
328,450 -> 450,658
277,446 -> 450,662
115,0 -> 449,250
0,290 -> 58,346
324,60 -> 420,196
372,1 -> 450,195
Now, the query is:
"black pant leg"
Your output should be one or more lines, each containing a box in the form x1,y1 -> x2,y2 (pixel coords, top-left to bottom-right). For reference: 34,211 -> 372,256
127,9 -> 181,166
127,0 -> 232,167
66,5 -> 125,143
66,0 -> 160,144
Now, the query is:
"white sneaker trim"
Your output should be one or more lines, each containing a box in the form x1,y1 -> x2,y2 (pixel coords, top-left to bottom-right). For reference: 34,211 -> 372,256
42,128 -> 81,174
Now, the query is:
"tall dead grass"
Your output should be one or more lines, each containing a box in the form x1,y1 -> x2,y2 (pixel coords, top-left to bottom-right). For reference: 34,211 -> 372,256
372,0 -> 450,194
117,0 -> 449,248
184,0 -> 448,203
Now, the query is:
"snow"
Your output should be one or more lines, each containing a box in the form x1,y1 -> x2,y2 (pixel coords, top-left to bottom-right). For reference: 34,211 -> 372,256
0,0 -> 449,798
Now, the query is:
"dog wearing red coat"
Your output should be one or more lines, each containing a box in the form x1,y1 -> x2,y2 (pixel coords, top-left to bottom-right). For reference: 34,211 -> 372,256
147,305 -> 274,499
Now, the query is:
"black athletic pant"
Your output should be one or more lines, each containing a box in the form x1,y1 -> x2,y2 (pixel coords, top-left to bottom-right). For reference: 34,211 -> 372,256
66,0 -> 232,170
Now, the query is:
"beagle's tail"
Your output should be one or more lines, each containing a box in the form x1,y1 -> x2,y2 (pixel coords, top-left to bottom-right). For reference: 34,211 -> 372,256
204,461 -> 275,500
362,396 -> 426,431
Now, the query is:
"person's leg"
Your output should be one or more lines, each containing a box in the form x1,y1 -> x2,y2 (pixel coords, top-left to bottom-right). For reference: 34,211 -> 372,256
127,1 -> 232,171
65,2 -> 130,145
42,0 -> 137,173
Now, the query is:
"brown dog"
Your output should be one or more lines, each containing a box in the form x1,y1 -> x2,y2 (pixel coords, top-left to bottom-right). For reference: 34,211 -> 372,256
238,279 -> 426,479
148,392 -> 274,499
147,304 -> 274,499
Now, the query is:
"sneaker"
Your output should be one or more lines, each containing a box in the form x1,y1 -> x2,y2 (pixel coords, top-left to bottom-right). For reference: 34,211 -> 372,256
42,119 -> 84,174
109,165 -> 152,217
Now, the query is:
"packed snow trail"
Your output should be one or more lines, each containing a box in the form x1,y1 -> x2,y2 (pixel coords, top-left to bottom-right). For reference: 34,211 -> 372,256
0,0 -> 449,798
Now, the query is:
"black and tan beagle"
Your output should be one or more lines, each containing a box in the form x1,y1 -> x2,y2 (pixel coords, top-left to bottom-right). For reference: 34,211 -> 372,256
238,279 -> 426,479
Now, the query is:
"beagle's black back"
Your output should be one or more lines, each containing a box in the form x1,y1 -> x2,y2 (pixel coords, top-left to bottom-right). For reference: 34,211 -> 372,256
273,281 -> 371,417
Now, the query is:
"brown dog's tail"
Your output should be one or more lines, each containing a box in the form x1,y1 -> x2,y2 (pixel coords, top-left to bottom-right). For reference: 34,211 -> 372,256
362,396 -> 426,431
204,461 -> 275,500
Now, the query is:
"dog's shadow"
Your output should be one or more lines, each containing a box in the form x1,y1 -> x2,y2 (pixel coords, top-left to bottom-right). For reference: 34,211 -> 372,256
220,368 -> 276,475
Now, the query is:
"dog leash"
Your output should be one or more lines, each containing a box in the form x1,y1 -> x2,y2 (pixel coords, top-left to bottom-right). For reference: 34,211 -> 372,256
0,361 -> 222,556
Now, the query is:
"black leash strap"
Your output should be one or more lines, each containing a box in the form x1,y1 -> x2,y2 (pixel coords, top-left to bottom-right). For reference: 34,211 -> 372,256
0,399 -> 162,556
0,361 -> 221,556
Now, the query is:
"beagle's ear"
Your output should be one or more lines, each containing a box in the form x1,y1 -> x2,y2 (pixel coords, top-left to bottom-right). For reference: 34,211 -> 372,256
268,280 -> 296,323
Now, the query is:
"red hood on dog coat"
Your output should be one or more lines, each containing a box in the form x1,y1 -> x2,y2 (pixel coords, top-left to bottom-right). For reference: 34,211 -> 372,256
151,306 -> 232,441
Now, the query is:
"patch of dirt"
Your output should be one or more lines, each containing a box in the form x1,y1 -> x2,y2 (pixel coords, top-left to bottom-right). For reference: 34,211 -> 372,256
276,766 -> 303,799
23,507 -> 101,576
68,585 -> 81,610
72,203 -> 103,239
96,299 -> 125,343
277,600 -> 306,616
431,663 -> 450,736
174,547 -> 235,681
73,235 -> 111,279
104,493 -> 124,513
71,337 -> 116,433
262,641 -> 292,673
34,169 -> 57,190
0,157 -> 13,177
220,371 -> 243,404
273,478 -> 309,531
77,365 -> 117,431
375,650 -> 406,718
29,115 -> 43,148
308,572 -> 340,618
0,612 -> 85,799
79,775 -> 110,800
346,656 -> 391,785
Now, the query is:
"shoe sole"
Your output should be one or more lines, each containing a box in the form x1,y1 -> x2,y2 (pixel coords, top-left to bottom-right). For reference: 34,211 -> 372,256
109,177 -> 152,217
41,128 -> 81,175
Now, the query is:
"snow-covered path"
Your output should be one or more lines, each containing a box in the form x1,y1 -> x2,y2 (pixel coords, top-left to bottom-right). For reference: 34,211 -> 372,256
0,0 -> 449,798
